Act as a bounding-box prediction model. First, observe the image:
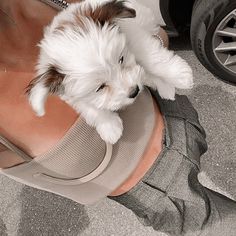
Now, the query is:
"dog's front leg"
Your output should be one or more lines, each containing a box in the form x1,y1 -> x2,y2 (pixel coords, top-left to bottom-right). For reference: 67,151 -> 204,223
77,103 -> 123,144
120,22 -> 193,91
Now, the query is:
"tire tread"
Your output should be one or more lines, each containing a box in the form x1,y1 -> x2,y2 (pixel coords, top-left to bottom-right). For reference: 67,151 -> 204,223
190,0 -> 236,84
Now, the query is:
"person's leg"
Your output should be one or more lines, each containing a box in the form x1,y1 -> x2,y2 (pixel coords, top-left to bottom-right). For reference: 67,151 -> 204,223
110,159 -> 236,236
109,95 -> 236,236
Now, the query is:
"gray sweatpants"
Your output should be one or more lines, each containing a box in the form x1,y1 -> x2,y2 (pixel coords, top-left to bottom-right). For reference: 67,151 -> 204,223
109,93 -> 236,236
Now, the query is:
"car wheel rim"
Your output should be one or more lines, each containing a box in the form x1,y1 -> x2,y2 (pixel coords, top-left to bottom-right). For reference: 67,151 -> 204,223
213,9 -> 236,75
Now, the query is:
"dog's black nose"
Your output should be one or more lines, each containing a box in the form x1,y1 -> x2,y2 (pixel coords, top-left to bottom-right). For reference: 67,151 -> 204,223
129,86 -> 140,99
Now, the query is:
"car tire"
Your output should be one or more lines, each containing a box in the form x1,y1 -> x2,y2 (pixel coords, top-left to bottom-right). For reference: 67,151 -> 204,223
191,0 -> 236,84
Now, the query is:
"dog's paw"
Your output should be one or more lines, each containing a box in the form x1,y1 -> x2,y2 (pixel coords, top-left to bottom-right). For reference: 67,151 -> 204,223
167,55 -> 194,89
144,74 -> 176,100
156,80 -> 176,100
97,116 -> 123,144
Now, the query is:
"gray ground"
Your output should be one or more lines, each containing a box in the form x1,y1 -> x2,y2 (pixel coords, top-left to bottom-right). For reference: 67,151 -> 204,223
0,35 -> 236,236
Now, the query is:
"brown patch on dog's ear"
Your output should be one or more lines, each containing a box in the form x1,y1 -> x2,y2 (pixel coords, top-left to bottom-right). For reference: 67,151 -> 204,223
26,66 -> 65,116
78,0 -> 135,27
44,67 -> 65,94
26,66 -> 65,95
92,0 -> 136,25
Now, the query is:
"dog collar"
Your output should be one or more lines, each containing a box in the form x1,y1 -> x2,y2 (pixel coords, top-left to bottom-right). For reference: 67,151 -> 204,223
154,34 -> 164,47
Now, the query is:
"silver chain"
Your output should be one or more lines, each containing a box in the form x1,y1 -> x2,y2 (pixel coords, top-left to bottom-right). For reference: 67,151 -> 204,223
39,0 -> 70,10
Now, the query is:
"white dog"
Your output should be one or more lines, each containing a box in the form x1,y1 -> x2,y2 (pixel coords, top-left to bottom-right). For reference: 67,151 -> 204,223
27,0 -> 193,144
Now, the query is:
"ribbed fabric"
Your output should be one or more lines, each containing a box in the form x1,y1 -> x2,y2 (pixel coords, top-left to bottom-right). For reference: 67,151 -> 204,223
0,89 -> 155,204
32,118 -> 107,179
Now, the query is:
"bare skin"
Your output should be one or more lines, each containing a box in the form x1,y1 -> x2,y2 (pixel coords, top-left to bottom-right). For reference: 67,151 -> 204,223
0,0 -> 168,196
0,0 -> 79,167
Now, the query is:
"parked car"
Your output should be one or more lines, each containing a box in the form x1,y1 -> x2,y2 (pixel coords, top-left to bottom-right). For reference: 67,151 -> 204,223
139,0 -> 236,84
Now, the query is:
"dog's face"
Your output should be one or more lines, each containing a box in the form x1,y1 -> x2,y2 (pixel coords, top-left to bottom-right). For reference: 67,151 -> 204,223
27,0 -> 143,116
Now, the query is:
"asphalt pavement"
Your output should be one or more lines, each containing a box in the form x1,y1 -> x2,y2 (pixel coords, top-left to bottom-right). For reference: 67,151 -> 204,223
0,34 -> 236,236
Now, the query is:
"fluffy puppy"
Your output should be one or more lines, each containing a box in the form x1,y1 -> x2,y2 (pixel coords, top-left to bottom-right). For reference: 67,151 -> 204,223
27,0 -> 193,144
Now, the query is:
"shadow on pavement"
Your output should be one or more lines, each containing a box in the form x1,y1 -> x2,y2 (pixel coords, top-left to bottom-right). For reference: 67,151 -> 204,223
0,217 -> 7,236
169,31 -> 192,51
17,186 -> 90,236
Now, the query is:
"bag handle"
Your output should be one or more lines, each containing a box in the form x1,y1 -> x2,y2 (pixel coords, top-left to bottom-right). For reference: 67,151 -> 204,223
0,134 -> 32,162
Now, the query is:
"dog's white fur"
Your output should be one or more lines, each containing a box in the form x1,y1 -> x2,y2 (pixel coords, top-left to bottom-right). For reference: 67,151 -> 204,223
28,0 -> 193,144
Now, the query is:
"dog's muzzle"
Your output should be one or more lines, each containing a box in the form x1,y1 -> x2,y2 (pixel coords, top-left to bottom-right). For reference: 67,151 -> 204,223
129,86 -> 140,99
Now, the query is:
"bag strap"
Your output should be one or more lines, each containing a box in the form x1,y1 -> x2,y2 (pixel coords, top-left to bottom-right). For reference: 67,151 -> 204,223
0,134 -> 32,162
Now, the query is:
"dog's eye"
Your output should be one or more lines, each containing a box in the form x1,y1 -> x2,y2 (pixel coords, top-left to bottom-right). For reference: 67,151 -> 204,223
96,83 -> 106,92
119,56 -> 124,64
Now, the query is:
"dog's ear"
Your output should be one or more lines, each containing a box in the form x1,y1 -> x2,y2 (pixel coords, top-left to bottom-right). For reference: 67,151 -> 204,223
91,0 -> 136,26
26,67 -> 65,116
